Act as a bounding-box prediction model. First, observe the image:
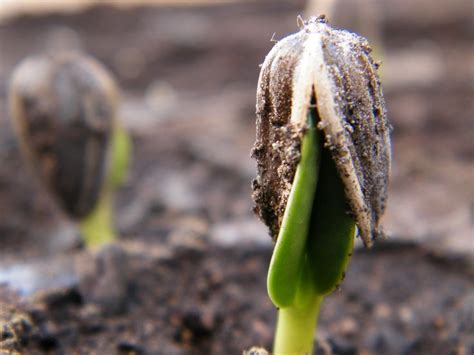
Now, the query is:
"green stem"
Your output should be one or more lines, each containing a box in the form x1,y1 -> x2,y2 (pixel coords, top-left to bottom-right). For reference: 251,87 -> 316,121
78,124 -> 131,249
274,261 -> 323,354
274,296 -> 323,354
108,124 -> 131,189
79,189 -> 115,248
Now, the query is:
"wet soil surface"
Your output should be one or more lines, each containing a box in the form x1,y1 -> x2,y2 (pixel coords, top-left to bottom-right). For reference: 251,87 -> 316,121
0,1 -> 473,354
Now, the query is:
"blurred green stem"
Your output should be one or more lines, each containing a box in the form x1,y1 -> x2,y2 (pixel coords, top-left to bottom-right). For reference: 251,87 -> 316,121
79,189 -> 115,248
79,123 -> 131,248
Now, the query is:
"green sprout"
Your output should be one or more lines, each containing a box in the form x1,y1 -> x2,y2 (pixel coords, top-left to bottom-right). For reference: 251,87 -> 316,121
9,52 -> 131,249
252,17 -> 391,354
269,110 -> 356,353
79,123 -> 131,247
267,109 -> 356,353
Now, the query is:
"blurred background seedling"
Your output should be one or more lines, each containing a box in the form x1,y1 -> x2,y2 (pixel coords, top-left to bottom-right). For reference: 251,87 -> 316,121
9,52 -> 131,248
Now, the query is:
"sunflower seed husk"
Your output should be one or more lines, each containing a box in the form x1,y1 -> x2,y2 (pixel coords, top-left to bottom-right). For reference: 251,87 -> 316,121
252,16 -> 391,248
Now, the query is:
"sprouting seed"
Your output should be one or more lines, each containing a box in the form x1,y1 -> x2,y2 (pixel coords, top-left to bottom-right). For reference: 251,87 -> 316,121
251,16 -> 391,354
9,52 -> 131,248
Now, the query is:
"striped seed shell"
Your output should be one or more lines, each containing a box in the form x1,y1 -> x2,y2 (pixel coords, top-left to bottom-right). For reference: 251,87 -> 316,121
251,16 -> 391,248
9,52 -> 118,219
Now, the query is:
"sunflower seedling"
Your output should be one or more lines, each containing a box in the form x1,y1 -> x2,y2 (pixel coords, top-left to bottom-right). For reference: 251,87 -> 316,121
9,52 -> 131,248
252,16 -> 391,354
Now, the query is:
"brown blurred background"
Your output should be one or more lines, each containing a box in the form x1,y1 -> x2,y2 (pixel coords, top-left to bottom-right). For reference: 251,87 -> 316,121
0,0 -> 472,353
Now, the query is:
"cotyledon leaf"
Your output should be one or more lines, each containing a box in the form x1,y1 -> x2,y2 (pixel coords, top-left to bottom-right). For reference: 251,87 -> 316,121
307,147 -> 356,296
267,110 -> 321,308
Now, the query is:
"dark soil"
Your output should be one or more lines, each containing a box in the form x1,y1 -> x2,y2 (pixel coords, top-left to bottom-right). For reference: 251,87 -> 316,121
1,239 -> 472,354
0,1 -> 472,354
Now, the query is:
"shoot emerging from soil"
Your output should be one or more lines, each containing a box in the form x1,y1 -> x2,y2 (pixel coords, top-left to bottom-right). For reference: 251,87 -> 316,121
252,16 -> 391,353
